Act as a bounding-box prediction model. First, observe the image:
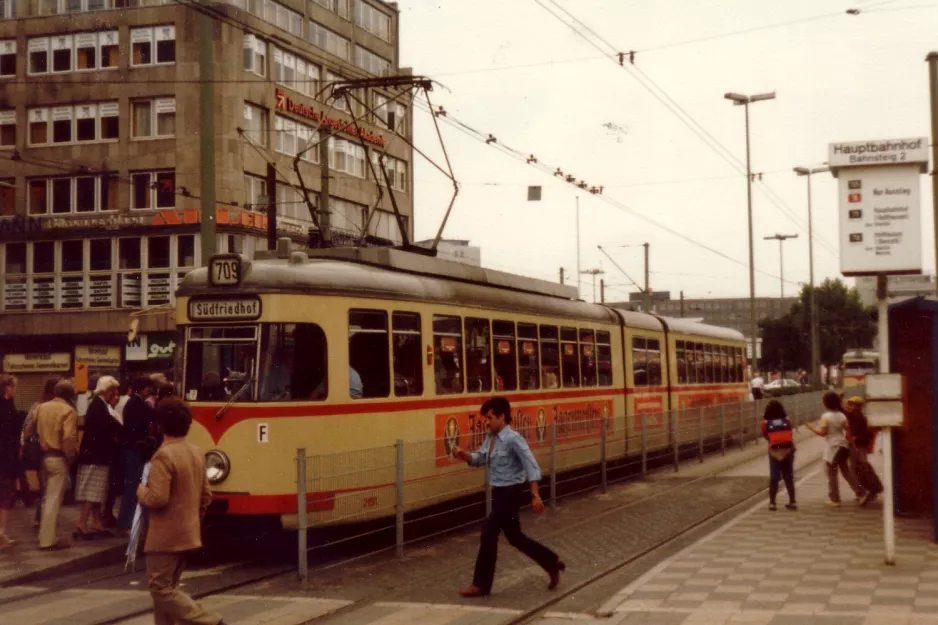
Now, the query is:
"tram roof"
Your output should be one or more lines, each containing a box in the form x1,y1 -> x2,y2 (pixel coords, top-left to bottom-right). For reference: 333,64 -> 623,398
655,316 -> 746,341
181,248 -> 618,323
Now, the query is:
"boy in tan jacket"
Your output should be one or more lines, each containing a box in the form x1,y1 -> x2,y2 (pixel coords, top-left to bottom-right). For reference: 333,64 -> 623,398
137,397 -> 225,625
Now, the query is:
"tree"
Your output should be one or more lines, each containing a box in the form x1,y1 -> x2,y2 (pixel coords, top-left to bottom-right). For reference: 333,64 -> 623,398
759,278 -> 875,372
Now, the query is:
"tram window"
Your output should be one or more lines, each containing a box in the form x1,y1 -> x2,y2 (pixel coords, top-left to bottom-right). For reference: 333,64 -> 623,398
540,325 -> 560,389
393,312 -> 423,397
647,338 -> 662,386
676,340 -> 687,384
560,326 -> 580,388
517,323 -> 539,390
185,325 -> 260,402
597,331 -> 612,386
713,345 -> 722,384
737,347 -> 745,382
256,323 -> 328,401
464,317 -> 492,394
703,344 -> 714,384
433,315 -> 463,394
580,329 -> 597,387
632,337 -> 647,387
349,309 -> 390,399
721,346 -> 730,383
493,320 -> 517,391
695,343 -> 705,384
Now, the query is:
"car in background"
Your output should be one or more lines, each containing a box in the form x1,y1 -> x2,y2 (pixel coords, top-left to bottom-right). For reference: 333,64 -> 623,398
764,378 -> 802,397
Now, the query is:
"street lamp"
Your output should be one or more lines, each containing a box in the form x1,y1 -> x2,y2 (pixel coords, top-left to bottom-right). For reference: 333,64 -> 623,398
763,233 -> 798,298
794,164 -> 830,388
724,90 -> 776,375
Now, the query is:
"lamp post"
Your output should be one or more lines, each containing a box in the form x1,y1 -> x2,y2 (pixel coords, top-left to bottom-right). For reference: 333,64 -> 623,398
794,165 -> 829,388
763,234 -> 798,298
724,91 -> 776,375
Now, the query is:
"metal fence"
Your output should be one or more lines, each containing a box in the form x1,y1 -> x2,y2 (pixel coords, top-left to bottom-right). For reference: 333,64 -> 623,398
295,391 -> 824,583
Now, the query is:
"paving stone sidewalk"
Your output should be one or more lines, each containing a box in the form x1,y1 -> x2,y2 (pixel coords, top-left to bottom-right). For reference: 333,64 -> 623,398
598,451 -> 938,625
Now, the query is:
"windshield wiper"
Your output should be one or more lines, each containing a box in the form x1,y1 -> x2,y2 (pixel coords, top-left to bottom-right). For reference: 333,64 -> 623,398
215,366 -> 254,421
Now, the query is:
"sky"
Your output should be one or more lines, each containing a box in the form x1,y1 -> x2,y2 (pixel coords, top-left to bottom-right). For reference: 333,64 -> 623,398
393,0 -> 938,303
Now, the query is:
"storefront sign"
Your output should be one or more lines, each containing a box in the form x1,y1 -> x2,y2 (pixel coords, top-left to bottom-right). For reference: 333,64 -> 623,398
126,335 -> 149,362
275,88 -> 386,147
2,352 -> 71,372
41,215 -> 150,230
75,345 -> 121,368
126,333 -> 178,362
829,137 -> 928,277
188,297 -> 261,321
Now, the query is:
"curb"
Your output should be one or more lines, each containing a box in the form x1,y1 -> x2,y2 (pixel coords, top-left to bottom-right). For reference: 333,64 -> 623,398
0,542 -> 128,588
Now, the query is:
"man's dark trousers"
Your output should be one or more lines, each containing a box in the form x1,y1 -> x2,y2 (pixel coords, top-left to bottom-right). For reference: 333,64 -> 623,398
472,484 -> 559,592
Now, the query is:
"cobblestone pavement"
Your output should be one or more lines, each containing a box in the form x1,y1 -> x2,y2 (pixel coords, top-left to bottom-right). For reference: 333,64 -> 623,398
597,451 -> 938,625
0,427 -> 823,625
0,501 -> 126,586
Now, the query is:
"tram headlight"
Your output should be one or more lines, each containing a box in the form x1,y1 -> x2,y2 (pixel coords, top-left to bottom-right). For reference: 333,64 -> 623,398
205,450 -> 230,485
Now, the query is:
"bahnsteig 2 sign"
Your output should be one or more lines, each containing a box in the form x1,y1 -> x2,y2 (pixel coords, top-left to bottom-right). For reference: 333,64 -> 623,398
828,137 -> 929,277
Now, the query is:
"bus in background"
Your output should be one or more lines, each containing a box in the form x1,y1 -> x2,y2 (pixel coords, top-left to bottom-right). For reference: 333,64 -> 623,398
841,349 -> 879,389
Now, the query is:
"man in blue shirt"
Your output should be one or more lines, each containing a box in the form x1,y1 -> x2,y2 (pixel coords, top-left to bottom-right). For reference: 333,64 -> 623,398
452,397 -> 565,597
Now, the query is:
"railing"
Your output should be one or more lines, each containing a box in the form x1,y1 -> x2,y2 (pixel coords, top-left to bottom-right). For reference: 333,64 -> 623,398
295,391 -> 824,584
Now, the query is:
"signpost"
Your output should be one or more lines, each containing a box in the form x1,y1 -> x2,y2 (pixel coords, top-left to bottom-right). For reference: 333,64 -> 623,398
829,136 -> 928,566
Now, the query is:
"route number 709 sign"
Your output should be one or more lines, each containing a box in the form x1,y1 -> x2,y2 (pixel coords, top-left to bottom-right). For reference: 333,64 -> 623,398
209,254 -> 243,287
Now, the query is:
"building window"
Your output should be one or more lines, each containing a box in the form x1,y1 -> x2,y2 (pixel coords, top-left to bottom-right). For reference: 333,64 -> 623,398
0,0 -> 14,19
368,209 -> 406,245
312,0 -> 349,18
273,47 -> 318,96
237,0 -> 302,36
331,197 -> 365,234
0,178 -> 13,216
131,98 -> 175,139
354,45 -> 389,76
355,0 -> 390,41
0,110 -> 13,148
324,70 -> 350,111
243,173 -> 268,211
274,114 -> 318,163
308,21 -> 350,60
0,40 -> 14,76
275,182 -> 305,222
242,102 -> 268,147
243,34 -> 266,77
27,102 -> 118,146
374,93 -> 405,131
131,25 -> 175,66
329,137 -> 365,178
374,153 -> 407,192
25,174 -> 119,215
27,31 -> 118,75
131,170 -> 175,210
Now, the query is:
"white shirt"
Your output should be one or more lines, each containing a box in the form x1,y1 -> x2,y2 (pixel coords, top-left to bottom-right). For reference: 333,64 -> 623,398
751,376 -> 765,390
819,410 -> 849,462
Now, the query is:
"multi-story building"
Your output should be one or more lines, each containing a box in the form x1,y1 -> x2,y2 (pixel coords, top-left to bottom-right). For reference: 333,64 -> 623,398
0,0 -> 413,403
855,274 -> 935,307
609,293 -> 798,336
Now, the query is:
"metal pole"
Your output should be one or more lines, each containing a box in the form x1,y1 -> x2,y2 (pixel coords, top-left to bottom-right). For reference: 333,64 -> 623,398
576,195 -> 583,299
720,405 -> 726,456
600,278 -> 605,304
672,409 -> 679,471
778,239 -> 784,298
878,275 -> 896,565
198,12 -> 216,262
928,52 -> 938,297
296,448 -> 307,586
319,129 -> 331,244
807,174 -> 821,387
549,422 -> 557,509
266,162 -> 277,249
641,413 -> 647,476
643,242 -> 651,313
559,267 -> 565,285
600,413 -> 608,492
744,102 -> 758,374
698,406 -> 704,463
395,439 -> 404,558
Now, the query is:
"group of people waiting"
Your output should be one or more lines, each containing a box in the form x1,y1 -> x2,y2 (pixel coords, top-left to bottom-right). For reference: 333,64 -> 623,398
761,391 -> 883,510
0,372 -> 169,550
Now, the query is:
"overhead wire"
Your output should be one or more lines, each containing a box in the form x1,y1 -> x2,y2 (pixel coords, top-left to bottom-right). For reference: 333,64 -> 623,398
534,0 -> 841,257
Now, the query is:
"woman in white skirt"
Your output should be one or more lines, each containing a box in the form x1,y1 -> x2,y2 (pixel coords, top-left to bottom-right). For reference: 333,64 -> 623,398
74,376 -> 122,539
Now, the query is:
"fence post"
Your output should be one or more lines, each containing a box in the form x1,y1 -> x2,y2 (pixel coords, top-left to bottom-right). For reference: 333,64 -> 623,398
549,422 -> 557,510
600,413 -> 608,493
296,448 -> 308,587
738,403 -> 745,450
673,409 -> 679,472
395,439 -> 404,558
698,407 -> 704,463
720,405 -> 726,456
641,413 -> 647,477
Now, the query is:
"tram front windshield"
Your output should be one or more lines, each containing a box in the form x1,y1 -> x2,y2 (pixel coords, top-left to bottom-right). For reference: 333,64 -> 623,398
184,323 -> 328,402
844,361 -> 877,377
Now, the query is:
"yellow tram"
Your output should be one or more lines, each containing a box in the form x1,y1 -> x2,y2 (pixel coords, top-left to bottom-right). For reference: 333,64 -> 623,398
176,247 -> 748,530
